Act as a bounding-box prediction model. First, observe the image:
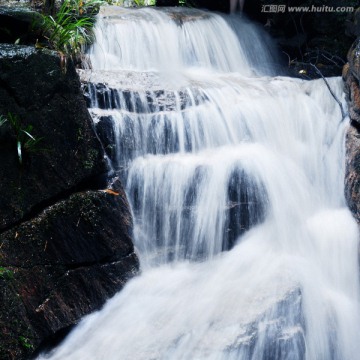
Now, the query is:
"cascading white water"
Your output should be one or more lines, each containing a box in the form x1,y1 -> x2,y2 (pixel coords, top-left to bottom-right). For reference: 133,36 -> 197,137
89,6 -> 277,75
40,6 -> 360,360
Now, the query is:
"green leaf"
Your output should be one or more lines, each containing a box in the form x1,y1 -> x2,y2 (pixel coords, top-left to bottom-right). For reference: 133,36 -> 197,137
39,0 -> 99,56
0,115 -> 7,127
20,129 -> 36,140
17,141 -> 22,164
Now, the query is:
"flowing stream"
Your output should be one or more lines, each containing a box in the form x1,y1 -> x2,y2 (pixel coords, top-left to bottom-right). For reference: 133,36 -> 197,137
40,6 -> 360,360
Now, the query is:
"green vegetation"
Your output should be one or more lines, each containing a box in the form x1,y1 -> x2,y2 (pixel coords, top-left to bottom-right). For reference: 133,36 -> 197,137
39,0 -> 105,57
0,267 -> 14,280
133,0 -> 146,6
179,0 -> 195,6
37,0 -> 195,60
18,336 -> 33,350
83,148 -> 99,169
0,113 -> 43,165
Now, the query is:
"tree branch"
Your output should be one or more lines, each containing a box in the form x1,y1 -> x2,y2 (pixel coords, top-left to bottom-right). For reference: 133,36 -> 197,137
309,63 -> 347,121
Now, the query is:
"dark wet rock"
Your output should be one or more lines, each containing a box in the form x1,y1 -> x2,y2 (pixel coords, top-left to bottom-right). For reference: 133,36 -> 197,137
347,38 -> 360,83
345,124 -> 360,223
344,37 -> 360,224
225,170 -> 267,250
95,116 -> 117,163
156,0 -> 179,6
343,65 -> 360,127
160,7 -> 210,24
0,7 -> 42,44
83,82 -> 208,113
346,7 -> 360,38
343,38 -> 360,128
191,0 -> 230,13
0,44 -> 108,230
0,183 -> 139,360
0,0 -> 61,13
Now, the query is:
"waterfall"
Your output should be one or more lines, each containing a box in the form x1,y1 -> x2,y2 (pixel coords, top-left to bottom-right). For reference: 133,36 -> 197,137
230,0 -> 244,13
40,6 -> 360,360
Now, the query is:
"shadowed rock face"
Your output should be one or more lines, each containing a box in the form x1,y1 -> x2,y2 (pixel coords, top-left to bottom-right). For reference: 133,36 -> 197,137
344,38 -> 360,223
0,44 -> 108,230
0,45 -> 139,359
0,184 -> 139,360
344,124 -> 360,221
0,7 -> 41,45
225,170 -> 267,251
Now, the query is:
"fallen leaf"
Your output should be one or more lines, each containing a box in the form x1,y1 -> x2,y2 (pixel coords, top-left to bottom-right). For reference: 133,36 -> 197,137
104,189 -> 119,196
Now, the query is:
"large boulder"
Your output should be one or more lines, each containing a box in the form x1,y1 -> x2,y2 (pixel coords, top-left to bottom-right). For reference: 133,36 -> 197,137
0,182 -> 139,360
344,37 -> 360,222
0,44 -> 108,230
0,7 -> 42,44
345,124 -> 360,221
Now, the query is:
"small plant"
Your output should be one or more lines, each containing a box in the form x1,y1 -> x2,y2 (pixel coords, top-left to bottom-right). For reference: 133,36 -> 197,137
0,113 -> 43,165
178,0 -> 197,6
18,336 -> 33,350
40,0 -> 105,58
0,267 -> 14,280
133,0 -> 146,5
